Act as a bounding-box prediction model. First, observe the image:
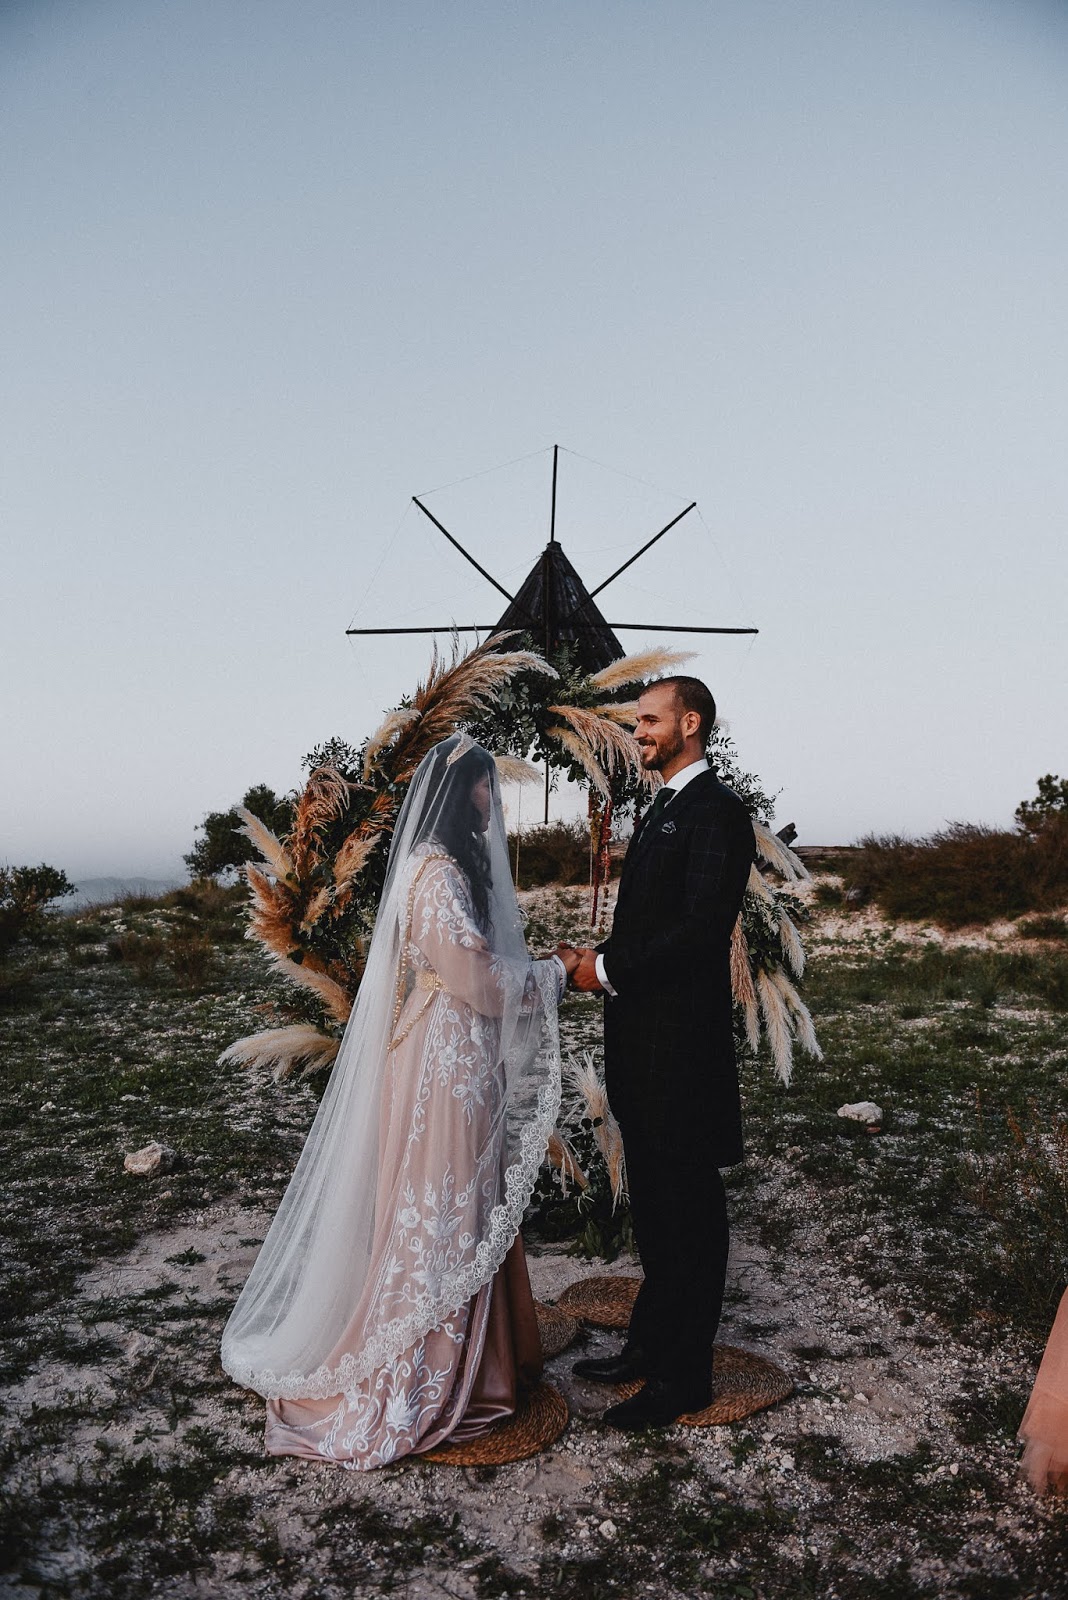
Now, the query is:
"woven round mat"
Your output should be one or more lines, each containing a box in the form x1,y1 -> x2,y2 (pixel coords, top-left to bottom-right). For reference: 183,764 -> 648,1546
614,1344 -> 793,1426
535,1300 -> 580,1359
556,1274 -> 641,1329
421,1380 -> 569,1466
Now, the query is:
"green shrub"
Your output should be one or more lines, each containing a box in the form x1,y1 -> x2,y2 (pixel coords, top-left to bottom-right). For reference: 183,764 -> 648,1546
507,821 -> 590,889
0,864 -> 74,954
844,817 -> 1068,927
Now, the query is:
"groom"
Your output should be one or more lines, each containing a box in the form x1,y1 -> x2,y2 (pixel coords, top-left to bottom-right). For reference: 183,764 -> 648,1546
568,676 -> 755,1428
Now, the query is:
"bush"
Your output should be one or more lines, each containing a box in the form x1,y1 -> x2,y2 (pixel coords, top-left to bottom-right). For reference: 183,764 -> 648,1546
507,821 -> 590,889
159,879 -> 246,943
0,864 -> 74,955
844,817 -> 1068,928
166,925 -> 217,991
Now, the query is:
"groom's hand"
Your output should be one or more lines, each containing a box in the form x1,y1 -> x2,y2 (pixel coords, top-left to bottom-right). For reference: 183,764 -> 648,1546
571,948 -> 604,992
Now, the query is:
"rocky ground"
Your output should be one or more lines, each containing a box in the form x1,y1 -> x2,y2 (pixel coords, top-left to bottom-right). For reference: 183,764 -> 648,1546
1,883 -> 1066,1598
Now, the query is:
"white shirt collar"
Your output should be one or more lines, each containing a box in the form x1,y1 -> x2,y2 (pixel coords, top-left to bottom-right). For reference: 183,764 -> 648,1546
661,756 -> 709,798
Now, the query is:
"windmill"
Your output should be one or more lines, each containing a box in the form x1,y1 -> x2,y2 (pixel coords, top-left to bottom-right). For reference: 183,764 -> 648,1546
347,446 -> 758,821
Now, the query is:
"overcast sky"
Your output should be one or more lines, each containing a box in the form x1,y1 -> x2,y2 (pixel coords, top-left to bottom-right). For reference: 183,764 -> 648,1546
3,0 -> 1066,878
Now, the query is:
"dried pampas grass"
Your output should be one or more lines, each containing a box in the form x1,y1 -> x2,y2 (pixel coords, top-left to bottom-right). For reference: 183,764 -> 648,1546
590,701 -> 639,726
270,953 -> 354,1025
548,726 -> 611,798
588,647 -> 695,693
753,821 -> 809,883
546,1131 -> 587,1193
547,704 -> 642,780
219,1024 -> 340,1081
778,909 -> 806,978
565,1052 -> 627,1208
236,808 -> 294,883
389,632 -> 556,781
362,708 -> 421,777
493,754 -> 542,786
245,866 -> 299,960
730,917 -> 756,1008
768,966 -> 823,1062
746,861 -> 776,905
756,967 -> 793,1085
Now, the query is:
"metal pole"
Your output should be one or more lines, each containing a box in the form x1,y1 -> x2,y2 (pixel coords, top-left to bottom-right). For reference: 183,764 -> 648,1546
346,624 -> 489,635
549,444 -> 558,543
587,502 -> 697,599
543,542 -> 552,823
411,497 -> 515,604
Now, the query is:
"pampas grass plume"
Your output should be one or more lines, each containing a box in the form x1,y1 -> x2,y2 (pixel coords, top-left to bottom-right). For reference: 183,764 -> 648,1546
753,821 -> 809,883
588,647 -> 695,692
756,966 -> 793,1085
236,808 -> 294,883
219,1024 -> 340,1081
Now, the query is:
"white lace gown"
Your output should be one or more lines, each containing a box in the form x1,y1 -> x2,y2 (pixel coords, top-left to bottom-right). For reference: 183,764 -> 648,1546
263,846 -> 560,1470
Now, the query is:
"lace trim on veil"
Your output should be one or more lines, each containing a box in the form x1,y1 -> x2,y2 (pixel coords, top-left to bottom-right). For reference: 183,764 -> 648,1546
222,959 -> 562,1401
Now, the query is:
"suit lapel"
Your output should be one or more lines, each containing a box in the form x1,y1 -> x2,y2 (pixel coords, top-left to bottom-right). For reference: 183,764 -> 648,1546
625,770 -> 717,865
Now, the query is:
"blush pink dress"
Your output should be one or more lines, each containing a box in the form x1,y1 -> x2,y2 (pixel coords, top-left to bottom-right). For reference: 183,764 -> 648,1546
262,848 -> 556,1470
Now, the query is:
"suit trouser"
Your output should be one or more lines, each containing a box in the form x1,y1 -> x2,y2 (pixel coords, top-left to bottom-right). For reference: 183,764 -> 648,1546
617,1112 -> 730,1393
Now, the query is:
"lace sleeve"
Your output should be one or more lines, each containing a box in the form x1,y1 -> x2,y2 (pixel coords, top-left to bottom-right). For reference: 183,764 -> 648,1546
410,857 -> 527,1018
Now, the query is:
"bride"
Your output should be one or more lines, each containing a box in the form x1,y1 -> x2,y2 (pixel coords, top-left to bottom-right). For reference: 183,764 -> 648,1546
221,733 -> 573,1469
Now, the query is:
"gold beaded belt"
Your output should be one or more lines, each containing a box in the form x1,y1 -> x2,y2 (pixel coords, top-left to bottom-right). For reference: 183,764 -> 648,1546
415,968 -> 444,992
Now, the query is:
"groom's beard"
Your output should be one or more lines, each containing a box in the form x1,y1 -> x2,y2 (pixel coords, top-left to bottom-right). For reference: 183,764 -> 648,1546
639,726 -> 685,773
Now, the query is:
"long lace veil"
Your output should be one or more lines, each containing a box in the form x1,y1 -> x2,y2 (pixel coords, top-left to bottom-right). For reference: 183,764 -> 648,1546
221,734 -> 562,1400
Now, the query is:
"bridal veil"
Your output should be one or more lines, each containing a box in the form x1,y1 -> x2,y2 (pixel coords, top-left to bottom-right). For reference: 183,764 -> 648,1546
221,733 -> 562,1401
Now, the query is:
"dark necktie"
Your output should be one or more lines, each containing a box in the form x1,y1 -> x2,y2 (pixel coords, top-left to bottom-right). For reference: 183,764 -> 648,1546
640,786 -> 675,835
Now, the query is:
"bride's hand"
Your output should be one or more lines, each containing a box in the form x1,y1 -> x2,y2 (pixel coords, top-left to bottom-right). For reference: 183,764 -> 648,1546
556,942 -> 581,978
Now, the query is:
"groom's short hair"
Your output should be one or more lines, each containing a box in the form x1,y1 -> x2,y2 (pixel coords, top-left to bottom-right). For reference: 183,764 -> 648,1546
657,676 -> 717,746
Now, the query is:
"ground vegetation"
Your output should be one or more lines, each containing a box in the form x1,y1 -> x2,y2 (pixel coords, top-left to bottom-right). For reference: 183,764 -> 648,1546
1,878 -> 1066,1598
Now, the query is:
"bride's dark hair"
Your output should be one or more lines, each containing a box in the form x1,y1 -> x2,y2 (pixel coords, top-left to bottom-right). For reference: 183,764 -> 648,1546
429,741 -> 495,932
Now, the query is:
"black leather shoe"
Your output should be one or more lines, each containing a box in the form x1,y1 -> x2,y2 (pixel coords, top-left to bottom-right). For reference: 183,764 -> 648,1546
572,1347 -> 648,1385
601,1378 -> 713,1430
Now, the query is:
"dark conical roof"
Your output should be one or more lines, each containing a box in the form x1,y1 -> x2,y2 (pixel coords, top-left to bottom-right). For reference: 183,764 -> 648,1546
495,542 -> 623,674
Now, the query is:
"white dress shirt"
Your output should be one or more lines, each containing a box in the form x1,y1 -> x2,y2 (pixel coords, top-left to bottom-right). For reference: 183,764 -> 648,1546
595,757 -> 710,997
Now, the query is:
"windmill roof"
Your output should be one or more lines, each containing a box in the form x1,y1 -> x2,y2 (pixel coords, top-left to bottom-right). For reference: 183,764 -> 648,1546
495,542 -> 623,674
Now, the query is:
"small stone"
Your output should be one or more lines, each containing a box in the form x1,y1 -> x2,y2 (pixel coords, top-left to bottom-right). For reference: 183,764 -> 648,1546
949,1462 -> 960,1476
123,1141 -> 176,1176
597,1520 -> 617,1539
837,1101 -> 882,1126
40,1101 -> 57,1113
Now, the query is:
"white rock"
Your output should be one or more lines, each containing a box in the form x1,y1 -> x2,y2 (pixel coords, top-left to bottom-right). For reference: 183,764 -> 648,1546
837,1101 -> 882,1124
597,1520 -> 617,1539
123,1141 -> 175,1176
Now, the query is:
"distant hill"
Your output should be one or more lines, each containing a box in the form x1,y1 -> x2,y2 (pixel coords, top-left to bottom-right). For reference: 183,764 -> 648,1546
65,877 -> 185,911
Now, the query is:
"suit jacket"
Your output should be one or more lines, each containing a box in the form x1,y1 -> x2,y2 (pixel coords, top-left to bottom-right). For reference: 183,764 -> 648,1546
597,769 -> 755,1167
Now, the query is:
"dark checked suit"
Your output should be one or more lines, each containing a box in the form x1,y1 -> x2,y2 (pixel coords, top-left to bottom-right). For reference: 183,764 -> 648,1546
597,767 -> 755,1393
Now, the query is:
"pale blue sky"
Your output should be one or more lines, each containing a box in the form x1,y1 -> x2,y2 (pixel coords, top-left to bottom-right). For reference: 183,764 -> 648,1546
2,0 -> 1066,876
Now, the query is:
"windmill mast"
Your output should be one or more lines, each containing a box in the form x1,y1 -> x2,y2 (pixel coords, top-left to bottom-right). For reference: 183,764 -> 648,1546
543,444 -> 559,820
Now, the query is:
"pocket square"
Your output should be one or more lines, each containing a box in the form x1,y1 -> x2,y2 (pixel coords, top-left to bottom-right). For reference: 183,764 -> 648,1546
661,821 -> 677,835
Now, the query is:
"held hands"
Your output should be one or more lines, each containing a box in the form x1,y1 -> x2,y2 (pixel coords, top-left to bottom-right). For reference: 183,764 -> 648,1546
558,944 -> 604,993
555,942 -> 581,978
